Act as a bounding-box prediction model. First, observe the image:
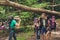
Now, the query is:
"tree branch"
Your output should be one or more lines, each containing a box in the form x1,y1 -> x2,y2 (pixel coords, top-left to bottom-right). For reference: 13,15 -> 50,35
0,0 -> 60,16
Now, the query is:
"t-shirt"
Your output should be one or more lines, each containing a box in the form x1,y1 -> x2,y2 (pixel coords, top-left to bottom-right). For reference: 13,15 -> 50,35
9,20 -> 17,32
51,22 -> 56,28
0,26 -> 4,30
10,20 -> 16,29
43,19 -> 45,27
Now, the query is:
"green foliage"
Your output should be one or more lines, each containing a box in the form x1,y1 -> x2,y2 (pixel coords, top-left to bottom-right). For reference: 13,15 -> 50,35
17,31 -> 33,40
20,12 -> 34,26
18,0 -> 38,6
20,12 -> 31,18
32,2 -> 49,8
0,6 -> 6,18
54,0 -> 60,11
0,0 -> 60,25
20,27 -> 33,32
0,6 -> 4,11
55,0 -> 60,4
16,26 -> 33,33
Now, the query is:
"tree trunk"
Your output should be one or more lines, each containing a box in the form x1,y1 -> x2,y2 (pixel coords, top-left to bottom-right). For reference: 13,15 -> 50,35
51,0 -> 55,11
0,0 -> 60,16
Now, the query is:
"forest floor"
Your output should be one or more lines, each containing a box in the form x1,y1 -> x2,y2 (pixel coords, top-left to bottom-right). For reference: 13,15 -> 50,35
0,31 -> 34,40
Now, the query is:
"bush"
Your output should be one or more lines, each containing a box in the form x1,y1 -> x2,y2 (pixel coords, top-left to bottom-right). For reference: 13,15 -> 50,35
15,26 -> 33,33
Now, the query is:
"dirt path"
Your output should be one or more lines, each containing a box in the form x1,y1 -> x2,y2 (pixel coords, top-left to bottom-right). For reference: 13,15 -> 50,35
26,35 -> 36,40
3,27 -> 60,40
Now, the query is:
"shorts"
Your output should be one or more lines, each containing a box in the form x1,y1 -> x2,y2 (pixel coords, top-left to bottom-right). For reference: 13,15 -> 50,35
51,28 -> 56,31
41,26 -> 47,34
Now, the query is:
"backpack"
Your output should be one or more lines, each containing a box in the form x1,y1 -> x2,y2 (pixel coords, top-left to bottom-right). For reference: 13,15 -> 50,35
0,26 -> 4,30
51,22 -> 56,28
51,16 -> 56,28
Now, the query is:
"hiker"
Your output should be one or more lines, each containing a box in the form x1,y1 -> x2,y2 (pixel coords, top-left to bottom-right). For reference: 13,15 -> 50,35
40,13 -> 48,34
46,20 -> 51,32
39,13 -> 48,40
3,21 -> 9,29
45,20 -> 51,40
0,22 -> 4,30
34,18 -> 40,40
8,16 -> 20,40
51,16 -> 56,31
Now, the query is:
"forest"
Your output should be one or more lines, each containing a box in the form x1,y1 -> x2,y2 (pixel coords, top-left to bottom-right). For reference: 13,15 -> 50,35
0,0 -> 60,25
0,0 -> 60,40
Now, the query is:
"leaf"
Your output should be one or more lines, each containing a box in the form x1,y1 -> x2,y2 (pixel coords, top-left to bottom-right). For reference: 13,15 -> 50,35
32,2 -> 49,8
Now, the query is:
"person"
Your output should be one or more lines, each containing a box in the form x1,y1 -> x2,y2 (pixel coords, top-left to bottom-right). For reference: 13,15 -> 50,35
51,16 -> 56,31
45,20 -> 51,40
34,18 -> 40,40
0,22 -> 4,30
39,13 -> 48,40
40,13 -> 48,34
3,21 -> 9,29
8,16 -> 20,40
46,20 -> 51,32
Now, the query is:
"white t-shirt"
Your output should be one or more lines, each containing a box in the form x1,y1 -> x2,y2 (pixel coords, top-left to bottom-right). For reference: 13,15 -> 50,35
43,19 -> 45,27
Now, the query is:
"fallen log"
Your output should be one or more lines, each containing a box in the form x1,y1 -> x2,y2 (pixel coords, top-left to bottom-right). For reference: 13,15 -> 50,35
0,0 -> 60,16
51,32 -> 60,40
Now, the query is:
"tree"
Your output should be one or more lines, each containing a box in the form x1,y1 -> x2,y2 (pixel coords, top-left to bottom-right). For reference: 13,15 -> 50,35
0,0 -> 60,16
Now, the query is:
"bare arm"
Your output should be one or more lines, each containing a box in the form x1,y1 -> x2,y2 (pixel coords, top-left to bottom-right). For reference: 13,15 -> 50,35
16,19 -> 21,29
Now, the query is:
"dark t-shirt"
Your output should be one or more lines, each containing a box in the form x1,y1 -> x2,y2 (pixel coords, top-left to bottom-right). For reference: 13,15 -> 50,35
51,22 -> 56,28
39,18 -> 48,29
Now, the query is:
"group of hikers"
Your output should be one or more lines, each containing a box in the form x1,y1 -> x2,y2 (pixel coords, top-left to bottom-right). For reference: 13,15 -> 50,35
34,13 -> 56,40
0,13 -> 56,40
